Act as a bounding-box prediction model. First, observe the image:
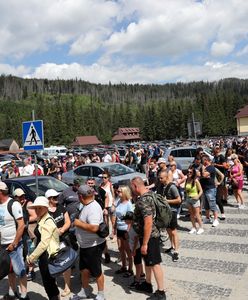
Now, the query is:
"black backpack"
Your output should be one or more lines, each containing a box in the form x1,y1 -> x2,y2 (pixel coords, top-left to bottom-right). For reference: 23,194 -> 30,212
7,199 -> 29,231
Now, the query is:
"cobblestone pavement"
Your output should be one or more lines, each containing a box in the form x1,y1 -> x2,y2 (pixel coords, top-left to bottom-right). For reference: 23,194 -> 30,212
0,193 -> 247,300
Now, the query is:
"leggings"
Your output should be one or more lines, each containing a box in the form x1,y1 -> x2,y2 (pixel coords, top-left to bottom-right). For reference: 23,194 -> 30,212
216,186 -> 224,214
38,251 -> 60,300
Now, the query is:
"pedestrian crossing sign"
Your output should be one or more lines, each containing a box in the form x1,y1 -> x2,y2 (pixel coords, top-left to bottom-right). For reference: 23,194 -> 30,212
22,120 -> 44,151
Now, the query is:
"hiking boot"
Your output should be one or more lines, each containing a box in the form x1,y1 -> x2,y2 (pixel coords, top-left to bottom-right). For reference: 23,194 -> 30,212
135,281 -> 153,294
147,290 -> 166,300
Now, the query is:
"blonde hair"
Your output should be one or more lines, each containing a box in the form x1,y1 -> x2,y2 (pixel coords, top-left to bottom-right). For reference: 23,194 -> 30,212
119,185 -> 132,200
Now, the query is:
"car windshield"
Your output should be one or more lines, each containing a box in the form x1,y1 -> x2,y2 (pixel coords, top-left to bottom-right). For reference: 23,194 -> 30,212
104,164 -> 134,176
25,177 -> 68,196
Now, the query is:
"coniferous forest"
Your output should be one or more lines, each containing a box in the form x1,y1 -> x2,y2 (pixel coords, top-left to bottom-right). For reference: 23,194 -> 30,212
0,75 -> 247,145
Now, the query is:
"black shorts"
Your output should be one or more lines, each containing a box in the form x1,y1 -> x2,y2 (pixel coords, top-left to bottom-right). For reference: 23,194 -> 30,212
140,237 -> 162,267
117,229 -> 128,240
134,247 -> 142,265
167,211 -> 178,230
79,241 -> 106,277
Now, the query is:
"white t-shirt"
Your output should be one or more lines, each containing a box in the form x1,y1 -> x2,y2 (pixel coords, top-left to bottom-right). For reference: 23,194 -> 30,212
75,200 -> 105,248
0,198 -> 23,245
21,164 -> 34,176
103,154 -> 112,163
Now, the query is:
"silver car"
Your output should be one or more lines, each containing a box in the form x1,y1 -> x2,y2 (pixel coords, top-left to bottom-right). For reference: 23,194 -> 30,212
62,162 -> 148,186
163,146 -> 213,172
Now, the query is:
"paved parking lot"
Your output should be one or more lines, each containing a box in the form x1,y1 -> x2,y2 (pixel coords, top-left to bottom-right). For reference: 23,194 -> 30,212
1,191 -> 248,300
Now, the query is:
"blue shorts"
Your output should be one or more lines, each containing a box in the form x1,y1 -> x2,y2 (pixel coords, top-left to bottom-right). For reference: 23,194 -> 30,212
204,188 -> 217,212
5,242 -> 26,277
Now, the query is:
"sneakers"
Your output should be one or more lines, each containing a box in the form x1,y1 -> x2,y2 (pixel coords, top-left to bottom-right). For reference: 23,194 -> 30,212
239,204 -> 246,209
212,219 -> 219,227
27,270 -> 35,281
219,214 -> 226,220
188,228 -> 197,234
164,247 -> 174,253
203,217 -> 213,224
135,281 -> 153,294
196,228 -> 204,235
172,252 -> 179,262
147,290 -> 166,300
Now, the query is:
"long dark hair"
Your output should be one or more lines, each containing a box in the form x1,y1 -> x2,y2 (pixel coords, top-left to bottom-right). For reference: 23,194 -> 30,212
186,167 -> 197,188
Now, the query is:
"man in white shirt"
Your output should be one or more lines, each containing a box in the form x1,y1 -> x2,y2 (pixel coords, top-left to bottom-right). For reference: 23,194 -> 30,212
0,182 -> 29,300
102,152 -> 112,163
20,159 -> 34,177
73,185 -> 106,300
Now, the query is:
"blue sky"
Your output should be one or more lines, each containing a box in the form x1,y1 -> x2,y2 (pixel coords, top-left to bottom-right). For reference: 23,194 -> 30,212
0,0 -> 248,84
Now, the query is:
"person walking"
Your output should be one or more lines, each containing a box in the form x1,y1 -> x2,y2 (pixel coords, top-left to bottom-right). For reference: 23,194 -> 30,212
0,182 -> 29,300
26,196 -> 61,300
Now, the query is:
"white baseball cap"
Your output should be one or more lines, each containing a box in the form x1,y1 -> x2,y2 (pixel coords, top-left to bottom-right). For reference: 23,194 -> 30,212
0,182 -> 8,191
28,196 -> 49,209
45,189 -> 60,199
13,188 -> 25,197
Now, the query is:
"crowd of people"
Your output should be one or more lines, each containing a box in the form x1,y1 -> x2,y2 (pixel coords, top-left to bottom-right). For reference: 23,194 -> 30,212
0,137 -> 248,300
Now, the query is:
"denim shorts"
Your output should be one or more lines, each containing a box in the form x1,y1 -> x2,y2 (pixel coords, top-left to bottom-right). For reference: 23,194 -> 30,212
186,197 -> 200,208
204,188 -> 217,212
8,243 -> 26,277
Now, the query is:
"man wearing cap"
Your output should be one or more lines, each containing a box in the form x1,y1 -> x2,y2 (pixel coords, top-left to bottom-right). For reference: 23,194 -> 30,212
13,188 -> 37,281
73,185 -> 106,300
58,178 -> 81,218
0,182 -> 29,300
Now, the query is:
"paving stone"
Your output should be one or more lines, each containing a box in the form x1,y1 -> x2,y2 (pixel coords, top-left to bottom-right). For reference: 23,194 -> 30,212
207,228 -> 248,237
180,240 -> 248,254
172,280 -> 232,300
224,218 -> 248,225
162,256 -> 247,275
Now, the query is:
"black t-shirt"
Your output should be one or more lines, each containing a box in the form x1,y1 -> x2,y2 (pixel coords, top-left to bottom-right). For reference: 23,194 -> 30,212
49,204 -> 66,228
213,154 -> 226,174
200,165 -> 216,190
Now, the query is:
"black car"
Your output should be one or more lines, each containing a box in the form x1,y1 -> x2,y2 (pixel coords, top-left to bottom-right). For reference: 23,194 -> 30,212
4,176 -> 69,202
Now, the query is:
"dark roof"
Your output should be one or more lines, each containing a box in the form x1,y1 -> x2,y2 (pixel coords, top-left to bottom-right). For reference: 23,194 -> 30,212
72,136 -> 102,146
0,139 -> 16,149
117,128 -> 140,134
112,134 -> 141,142
236,105 -> 248,118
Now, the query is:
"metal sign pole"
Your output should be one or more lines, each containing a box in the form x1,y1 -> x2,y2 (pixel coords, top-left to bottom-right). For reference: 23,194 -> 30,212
32,110 -> 39,197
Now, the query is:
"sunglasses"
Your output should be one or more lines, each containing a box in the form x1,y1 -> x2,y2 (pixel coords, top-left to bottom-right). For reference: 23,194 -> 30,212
170,165 -> 176,167
103,176 -> 108,179
188,171 -> 193,174
117,190 -> 122,193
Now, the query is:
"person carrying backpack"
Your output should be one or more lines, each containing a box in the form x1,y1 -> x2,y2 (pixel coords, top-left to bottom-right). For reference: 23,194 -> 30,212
131,177 -> 166,300
0,182 -> 29,300
157,170 -> 181,262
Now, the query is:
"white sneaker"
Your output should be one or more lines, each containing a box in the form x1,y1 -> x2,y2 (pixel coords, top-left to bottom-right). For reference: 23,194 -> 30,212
177,214 -> 180,219
189,228 -> 197,234
212,219 -> 219,227
197,228 -> 204,235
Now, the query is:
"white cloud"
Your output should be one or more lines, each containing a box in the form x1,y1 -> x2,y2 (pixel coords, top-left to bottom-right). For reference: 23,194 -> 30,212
21,61 -> 248,84
210,42 -> 234,57
0,64 -> 30,77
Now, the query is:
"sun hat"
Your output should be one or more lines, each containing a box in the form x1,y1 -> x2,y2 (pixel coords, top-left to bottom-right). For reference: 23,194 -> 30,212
13,188 -> 25,197
45,189 -> 60,199
28,196 -> 49,209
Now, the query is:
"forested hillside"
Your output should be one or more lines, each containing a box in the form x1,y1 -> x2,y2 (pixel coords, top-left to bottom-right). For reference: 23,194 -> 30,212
0,75 -> 247,145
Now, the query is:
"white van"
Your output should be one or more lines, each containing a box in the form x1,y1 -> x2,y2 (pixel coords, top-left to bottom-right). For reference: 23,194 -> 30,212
40,146 -> 68,158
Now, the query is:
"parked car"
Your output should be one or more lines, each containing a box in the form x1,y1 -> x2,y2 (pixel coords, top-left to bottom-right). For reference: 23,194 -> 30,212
163,146 -> 213,172
4,176 -> 69,202
62,162 -> 148,186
